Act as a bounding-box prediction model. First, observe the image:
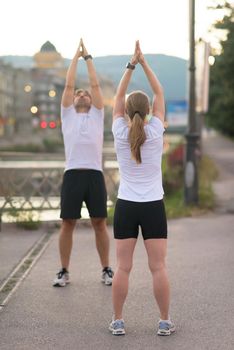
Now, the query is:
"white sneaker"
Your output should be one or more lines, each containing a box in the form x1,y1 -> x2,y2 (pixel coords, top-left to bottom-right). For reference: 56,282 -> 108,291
53,268 -> 70,287
109,318 -> 125,335
157,319 -> 176,336
101,267 -> 114,286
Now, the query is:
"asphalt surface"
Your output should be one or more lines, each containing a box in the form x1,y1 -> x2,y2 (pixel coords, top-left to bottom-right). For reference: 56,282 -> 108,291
0,225 -> 45,286
0,130 -> 233,350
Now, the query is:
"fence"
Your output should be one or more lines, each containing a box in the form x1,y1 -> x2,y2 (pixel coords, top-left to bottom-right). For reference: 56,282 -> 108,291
0,154 -> 119,225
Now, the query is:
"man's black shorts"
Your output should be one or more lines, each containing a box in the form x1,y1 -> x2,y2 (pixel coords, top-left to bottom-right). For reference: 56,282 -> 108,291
114,199 -> 167,240
60,169 -> 107,219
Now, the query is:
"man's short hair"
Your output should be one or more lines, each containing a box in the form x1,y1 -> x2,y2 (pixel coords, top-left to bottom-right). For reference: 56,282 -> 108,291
74,89 -> 91,99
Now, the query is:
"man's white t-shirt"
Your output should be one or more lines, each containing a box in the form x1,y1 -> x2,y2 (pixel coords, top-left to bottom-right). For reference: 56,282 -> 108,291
61,104 -> 104,171
112,116 -> 165,202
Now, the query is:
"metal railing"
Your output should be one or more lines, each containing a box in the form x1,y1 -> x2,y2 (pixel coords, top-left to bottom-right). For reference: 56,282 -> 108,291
0,154 -> 119,224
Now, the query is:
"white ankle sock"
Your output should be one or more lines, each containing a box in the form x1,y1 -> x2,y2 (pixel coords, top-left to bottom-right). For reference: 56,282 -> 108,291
159,318 -> 171,323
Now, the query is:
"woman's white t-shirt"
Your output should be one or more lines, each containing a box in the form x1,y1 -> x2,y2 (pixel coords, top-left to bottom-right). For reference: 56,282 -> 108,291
61,104 -> 104,171
112,116 -> 165,202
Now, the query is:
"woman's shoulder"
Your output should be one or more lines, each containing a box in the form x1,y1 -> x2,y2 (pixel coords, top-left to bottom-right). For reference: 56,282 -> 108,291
112,117 -> 128,138
145,116 -> 165,137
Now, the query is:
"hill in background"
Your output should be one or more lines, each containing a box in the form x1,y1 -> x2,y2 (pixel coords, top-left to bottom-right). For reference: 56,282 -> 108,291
1,54 -> 187,101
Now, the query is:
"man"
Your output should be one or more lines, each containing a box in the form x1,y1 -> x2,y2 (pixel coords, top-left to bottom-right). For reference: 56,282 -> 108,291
53,39 -> 113,287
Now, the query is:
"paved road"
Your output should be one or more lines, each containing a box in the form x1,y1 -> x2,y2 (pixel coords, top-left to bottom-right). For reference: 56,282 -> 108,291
0,224 -> 45,286
0,131 -> 233,350
202,129 -> 234,213
0,215 -> 234,350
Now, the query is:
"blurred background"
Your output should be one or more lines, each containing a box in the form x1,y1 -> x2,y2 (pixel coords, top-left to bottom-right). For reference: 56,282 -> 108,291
0,0 -> 233,225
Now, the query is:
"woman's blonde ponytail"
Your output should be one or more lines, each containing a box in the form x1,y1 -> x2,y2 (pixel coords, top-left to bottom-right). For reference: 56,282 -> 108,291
126,91 -> 149,164
128,112 -> 146,164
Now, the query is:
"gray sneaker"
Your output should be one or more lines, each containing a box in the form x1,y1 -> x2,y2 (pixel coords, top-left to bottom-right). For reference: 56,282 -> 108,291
101,267 -> 114,286
157,320 -> 176,336
53,268 -> 70,287
109,318 -> 125,335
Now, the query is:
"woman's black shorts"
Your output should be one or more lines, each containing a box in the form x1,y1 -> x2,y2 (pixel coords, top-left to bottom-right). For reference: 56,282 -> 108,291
114,199 -> 167,240
60,169 -> 107,219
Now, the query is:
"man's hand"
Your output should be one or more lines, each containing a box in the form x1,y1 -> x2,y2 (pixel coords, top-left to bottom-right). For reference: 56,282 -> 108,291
80,38 -> 89,57
74,39 -> 83,59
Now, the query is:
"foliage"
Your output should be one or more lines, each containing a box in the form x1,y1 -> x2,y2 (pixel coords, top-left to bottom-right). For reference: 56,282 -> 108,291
6,208 -> 41,230
207,2 -> 234,136
162,143 -> 184,195
0,143 -> 43,153
43,138 -> 63,152
164,155 -> 218,218
107,206 -> 115,226
0,138 -> 64,153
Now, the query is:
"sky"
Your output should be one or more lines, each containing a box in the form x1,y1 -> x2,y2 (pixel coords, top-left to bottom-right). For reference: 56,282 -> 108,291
0,0 -> 218,59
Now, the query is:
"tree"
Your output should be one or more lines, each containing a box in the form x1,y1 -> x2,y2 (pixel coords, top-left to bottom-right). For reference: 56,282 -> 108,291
207,1 -> 234,136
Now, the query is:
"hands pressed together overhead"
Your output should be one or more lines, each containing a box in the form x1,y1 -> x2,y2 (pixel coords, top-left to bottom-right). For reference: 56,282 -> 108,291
75,38 -> 89,59
75,38 -> 145,64
130,40 -> 145,66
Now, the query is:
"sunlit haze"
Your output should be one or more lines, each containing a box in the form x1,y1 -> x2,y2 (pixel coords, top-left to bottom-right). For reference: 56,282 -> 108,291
0,0 -> 217,59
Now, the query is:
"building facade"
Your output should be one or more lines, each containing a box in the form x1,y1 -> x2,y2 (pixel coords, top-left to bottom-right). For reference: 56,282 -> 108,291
0,41 -> 115,145
0,41 -> 66,143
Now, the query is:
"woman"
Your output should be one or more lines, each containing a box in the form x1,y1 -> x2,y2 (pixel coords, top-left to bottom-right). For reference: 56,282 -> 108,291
109,41 -> 175,336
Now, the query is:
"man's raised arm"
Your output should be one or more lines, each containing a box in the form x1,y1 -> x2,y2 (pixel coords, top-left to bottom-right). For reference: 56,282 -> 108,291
81,39 -> 103,110
61,40 -> 82,108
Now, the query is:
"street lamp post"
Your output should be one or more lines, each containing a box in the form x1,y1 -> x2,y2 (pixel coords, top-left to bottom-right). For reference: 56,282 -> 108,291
184,0 -> 200,205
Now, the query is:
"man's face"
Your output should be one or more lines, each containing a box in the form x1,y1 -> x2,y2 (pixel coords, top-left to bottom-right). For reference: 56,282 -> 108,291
74,90 -> 92,110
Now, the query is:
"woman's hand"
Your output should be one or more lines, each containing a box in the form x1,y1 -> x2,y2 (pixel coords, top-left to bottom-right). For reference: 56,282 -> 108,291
136,41 -> 145,65
130,40 -> 139,65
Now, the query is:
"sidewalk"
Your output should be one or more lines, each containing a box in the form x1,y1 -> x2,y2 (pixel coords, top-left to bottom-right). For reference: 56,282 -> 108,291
0,224 -> 45,286
0,222 -> 57,291
0,131 -> 234,350
202,129 -> 234,213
